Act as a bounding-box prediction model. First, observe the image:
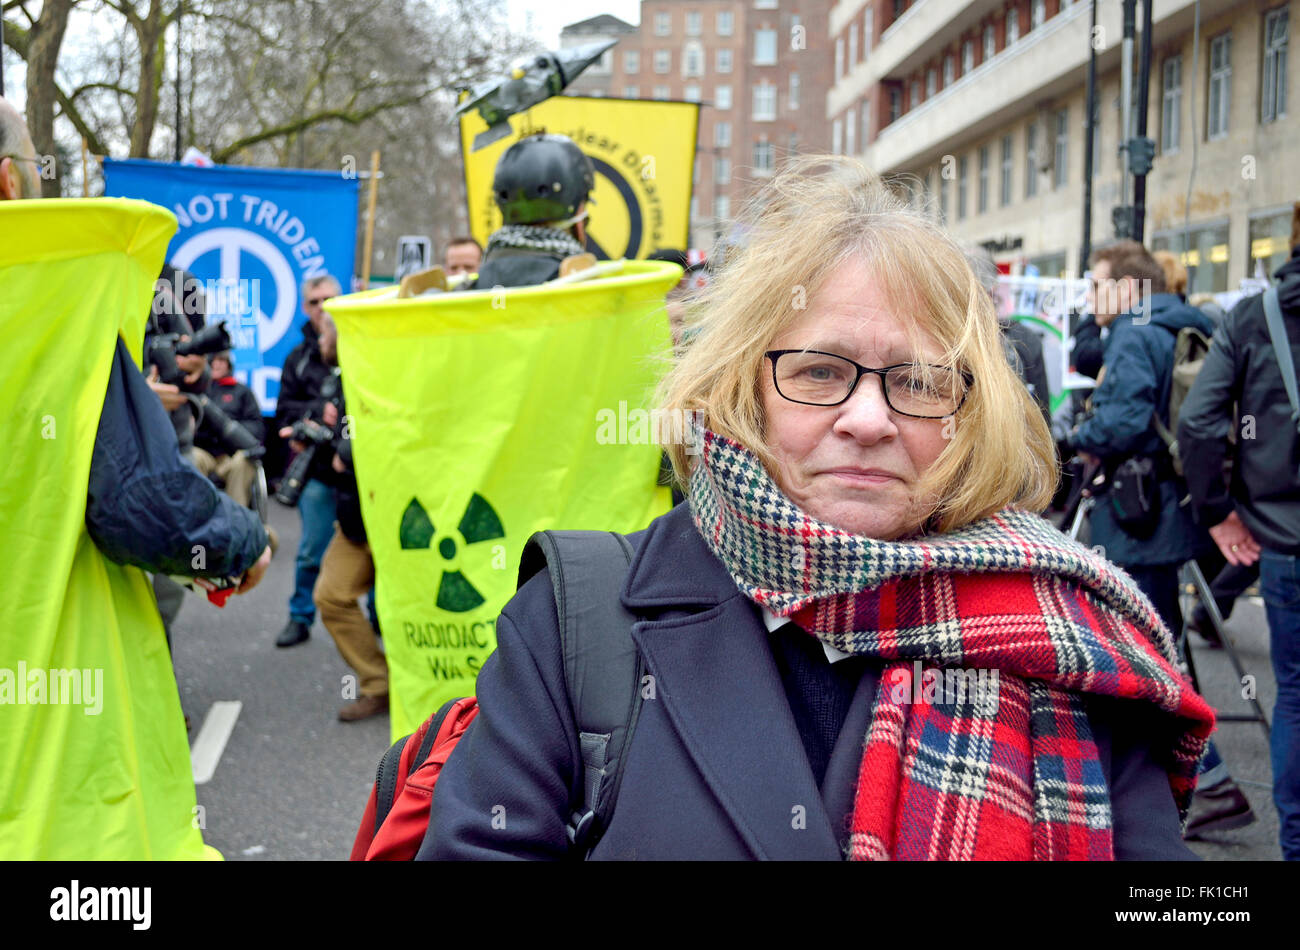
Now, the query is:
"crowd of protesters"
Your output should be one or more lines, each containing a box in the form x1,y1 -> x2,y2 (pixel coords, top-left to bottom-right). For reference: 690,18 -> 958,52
5,76 -> 1299,862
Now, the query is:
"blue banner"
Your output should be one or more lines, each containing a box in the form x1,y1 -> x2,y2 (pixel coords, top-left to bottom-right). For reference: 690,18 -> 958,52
104,159 -> 359,414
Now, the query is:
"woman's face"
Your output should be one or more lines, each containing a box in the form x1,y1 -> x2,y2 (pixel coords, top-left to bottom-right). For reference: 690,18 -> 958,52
760,256 -> 953,540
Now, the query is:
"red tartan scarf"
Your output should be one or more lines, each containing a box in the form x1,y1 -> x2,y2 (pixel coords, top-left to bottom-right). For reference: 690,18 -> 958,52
688,427 -> 1215,861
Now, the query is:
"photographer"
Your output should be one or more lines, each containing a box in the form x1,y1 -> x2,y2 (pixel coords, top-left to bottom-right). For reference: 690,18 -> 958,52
193,351 -> 264,507
147,264 -> 213,456
273,275 -> 342,648
305,314 -> 388,722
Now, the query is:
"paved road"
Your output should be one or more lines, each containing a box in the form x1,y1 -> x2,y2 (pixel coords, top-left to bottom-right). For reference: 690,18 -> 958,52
175,498 -> 1284,860
176,500 -> 390,861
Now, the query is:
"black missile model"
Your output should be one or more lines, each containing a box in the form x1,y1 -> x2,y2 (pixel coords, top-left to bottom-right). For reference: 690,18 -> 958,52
455,39 -> 618,151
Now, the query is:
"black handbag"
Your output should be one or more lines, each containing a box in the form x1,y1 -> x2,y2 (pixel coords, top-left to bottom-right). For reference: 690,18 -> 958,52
1108,456 -> 1162,538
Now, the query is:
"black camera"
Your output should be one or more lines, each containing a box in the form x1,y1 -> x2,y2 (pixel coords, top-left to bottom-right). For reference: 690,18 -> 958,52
275,372 -> 343,507
146,321 -> 233,387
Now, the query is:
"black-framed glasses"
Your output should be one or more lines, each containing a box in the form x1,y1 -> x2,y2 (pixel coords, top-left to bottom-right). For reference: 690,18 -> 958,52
765,349 -> 973,418
305,297 -> 328,306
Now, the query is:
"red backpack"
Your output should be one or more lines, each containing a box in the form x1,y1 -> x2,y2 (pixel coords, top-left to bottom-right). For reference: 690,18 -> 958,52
350,530 -> 643,860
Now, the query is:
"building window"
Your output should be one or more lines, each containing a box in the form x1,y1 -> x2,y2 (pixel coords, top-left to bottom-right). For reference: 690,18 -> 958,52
690,195 -> 698,224
1161,56 -> 1182,152
753,82 -> 777,121
655,50 -> 671,73
911,79 -> 922,108
714,194 -> 730,221
862,100 -> 871,143
1053,107 -> 1068,188
1262,8 -> 1288,124
754,139 -> 774,174
889,87 -> 902,123
715,156 -> 731,184
715,121 -> 732,147
1249,209 -> 1292,277
715,84 -> 732,109
789,72 -> 800,110
716,48 -> 733,73
1006,9 -> 1020,45
977,145 -> 989,213
846,110 -> 856,155
926,68 -> 937,97
939,175 -> 949,223
1025,121 -> 1039,197
836,37 -> 845,78
865,9 -> 874,57
755,0 -> 778,7
685,84 -> 701,102
755,29 -> 778,65
1032,0 -> 1045,30
717,11 -> 734,36
1152,223 -> 1230,293
1208,33 -> 1231,139
849,21 -> 858,66
943,55 -> 954,87
957,155 -> 968,220
832,118 -> 843,155
962,39 -> 974,74
1000,134 -> 1013,206
624,50 -> 639,74
788,132 -> 799,154
893,0 -> 906,19
686,11 -> 701,36
655,11 -> 671,36
684,43 -> 704,77
984,24 -> 996,61
653,85 -> 670,100
623,85 -> 639,99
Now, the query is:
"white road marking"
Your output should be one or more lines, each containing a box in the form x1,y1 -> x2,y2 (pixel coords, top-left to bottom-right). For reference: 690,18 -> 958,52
191,700 -> 242,785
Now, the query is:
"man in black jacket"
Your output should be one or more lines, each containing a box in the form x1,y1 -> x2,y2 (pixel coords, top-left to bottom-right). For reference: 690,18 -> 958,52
273,274 -> 341,647
1178,237 -> 1300,861
193,351 -> 264,506
309,315 -> 388,721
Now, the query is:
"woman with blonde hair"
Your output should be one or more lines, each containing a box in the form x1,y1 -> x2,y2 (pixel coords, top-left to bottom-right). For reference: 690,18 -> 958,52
421,157 -> 1214,861
1154,249 -> 1189,300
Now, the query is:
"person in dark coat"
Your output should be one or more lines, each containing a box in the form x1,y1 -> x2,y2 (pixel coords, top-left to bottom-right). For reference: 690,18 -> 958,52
468,134 -> 595,290
193,351 -> 264,507
1067,240 -> 1254,838
273,274 -> 341,647
1178,235 -> 1300,860
420,160 -> 1214,861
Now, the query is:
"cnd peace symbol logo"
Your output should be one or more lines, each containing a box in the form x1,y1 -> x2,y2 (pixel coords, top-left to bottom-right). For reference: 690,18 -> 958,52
399,493 -> 505,612
582,157 -> 643,261
170,227 -> 299,355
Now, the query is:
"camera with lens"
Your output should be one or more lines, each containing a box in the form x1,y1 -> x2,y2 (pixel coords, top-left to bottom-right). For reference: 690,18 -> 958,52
275,372 -> 342,507
146,321 -> 233,387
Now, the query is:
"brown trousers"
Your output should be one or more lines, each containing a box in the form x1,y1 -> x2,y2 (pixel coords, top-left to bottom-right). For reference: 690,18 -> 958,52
314,528 -> 387,697
191,448 -> 256,507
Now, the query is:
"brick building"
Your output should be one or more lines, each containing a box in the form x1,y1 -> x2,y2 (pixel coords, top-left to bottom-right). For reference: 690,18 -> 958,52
562,1 -> 834,251
828,0 -> 1299,287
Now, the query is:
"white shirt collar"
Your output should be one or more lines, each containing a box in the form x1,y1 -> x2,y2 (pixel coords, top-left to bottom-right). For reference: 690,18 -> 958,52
758,605 -> 853,664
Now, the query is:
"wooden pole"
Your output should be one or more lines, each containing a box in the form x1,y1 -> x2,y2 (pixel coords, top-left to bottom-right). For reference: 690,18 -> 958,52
360,149 -> 381,289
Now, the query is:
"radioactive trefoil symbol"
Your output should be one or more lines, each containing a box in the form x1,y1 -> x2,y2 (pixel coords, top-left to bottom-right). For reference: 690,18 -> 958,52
399,493 -> 505,612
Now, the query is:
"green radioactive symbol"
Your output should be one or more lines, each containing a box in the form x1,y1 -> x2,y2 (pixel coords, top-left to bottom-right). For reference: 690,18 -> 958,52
398,492 -> 505,612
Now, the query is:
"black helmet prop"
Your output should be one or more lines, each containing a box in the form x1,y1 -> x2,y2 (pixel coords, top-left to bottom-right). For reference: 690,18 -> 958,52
493,133 -> 595,227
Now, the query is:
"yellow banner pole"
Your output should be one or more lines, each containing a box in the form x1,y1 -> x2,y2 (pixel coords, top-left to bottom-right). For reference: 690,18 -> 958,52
360,149 -> 381,289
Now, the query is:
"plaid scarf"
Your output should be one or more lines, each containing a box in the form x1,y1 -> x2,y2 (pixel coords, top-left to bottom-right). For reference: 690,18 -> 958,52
485,223 -> 585,259
688,426 -> 1215,860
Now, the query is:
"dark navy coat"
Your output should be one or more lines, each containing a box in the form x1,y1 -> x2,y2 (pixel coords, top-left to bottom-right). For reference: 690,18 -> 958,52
420,504 -> 1195,860
1071,294 -> 1214,567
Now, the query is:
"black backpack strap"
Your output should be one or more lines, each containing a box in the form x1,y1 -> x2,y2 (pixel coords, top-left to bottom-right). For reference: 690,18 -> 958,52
518,529 -> 642,856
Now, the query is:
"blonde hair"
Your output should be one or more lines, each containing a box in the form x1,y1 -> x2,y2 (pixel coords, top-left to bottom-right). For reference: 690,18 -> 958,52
1152,249 -> 1188,296
659,156 -> 1057,533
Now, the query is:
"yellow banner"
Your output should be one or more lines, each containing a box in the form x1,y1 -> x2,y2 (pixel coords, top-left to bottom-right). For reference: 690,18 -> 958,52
328,263 -> 679,739
460,96 -> 699,260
